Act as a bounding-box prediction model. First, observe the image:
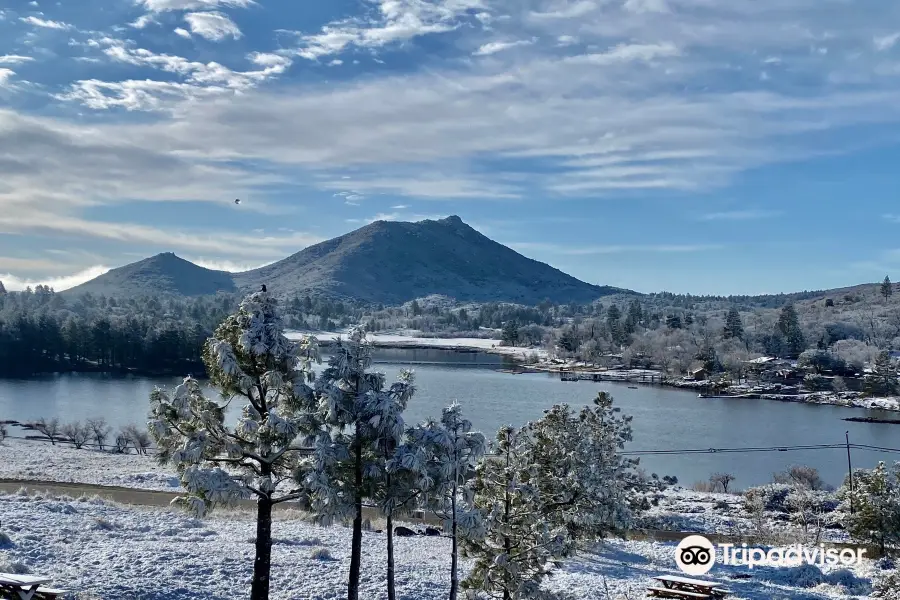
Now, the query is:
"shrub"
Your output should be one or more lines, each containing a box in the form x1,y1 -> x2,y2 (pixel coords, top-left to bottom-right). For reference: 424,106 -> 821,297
743,484 -> 793,513
872,569 -> 900,599
310,547 -> 333,561
773,465 -> 827,491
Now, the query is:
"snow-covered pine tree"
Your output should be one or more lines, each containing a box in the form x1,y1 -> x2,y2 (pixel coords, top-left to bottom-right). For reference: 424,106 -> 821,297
837,461 -> 900,555
525,391 -> 637,547
148,290 -> 319,600
370,369 -> 417,600
462,425 -> 568,600
306,327 -> 415,600
414,402 -> 486,600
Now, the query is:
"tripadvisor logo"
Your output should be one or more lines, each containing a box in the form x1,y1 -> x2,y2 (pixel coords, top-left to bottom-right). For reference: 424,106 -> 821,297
675,535 -> 868,575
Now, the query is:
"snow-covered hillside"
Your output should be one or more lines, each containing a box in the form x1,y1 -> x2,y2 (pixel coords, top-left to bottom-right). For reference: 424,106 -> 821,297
0,491 -> 880,600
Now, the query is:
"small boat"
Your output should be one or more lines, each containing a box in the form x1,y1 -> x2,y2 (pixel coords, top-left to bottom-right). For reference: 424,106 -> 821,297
628,386 -> 639,389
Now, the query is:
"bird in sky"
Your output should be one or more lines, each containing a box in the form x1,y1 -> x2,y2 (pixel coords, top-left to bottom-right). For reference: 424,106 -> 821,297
234,198 -> 241,205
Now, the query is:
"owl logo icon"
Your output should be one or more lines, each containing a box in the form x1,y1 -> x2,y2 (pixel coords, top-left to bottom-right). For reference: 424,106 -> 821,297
675,535 -> 716,576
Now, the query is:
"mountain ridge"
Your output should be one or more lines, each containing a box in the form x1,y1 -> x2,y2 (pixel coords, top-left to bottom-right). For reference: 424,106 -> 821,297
65,216 -> 628,304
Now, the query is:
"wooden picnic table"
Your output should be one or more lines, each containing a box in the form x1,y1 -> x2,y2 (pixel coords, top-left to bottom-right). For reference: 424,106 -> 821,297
0,574 -> 66,600
647,575 -> 729,599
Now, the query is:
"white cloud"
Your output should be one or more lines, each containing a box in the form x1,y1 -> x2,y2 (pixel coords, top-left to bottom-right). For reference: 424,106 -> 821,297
0,55 -> 35,65
473,39 -> 535,56
0,69 -> 14,86
623,0 -> 669,14
566,42 -> 680,65
529,1 -> 597,20
875,33 -> 900,52
139,0 -> 254,12
190,258 -> 274,272
174,27 -> 192,38
19,16 -> 72,30
0,266 -> 111,292
699,209 -> 782,221
59,39 -> 291,111
183,11 -> 242,41
293,0 -> 486,60
130,14 -> 157,29
328,59 -> 343,66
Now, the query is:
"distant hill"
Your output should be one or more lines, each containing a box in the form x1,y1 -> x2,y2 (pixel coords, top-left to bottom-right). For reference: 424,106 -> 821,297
232,216 -> 627,304
64,252 -> 237,298
65,217 -> 629,304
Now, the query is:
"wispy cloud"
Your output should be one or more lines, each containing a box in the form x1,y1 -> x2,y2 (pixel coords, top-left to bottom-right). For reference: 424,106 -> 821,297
474,39 -> 535,56
874,33 -> 900,52
883,214 -> 900,223
698,209 -> 782,221
183,11 -> 242,41
138,0 -> 255,12
190,258 -> 274,272
19,16 -> 72,30
291,0 -> 486,61
0,55 -> 35,65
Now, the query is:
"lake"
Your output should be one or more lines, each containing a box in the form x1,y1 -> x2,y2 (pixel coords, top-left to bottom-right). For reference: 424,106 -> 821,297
0,348 -> 896,489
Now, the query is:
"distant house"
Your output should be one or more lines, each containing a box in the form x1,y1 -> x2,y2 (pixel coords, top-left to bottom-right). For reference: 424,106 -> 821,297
689,367 -> 708,381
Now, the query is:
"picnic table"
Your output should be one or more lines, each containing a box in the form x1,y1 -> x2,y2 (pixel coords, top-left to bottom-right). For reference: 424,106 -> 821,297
0,574 -> 67,600
647,575 -> 729,599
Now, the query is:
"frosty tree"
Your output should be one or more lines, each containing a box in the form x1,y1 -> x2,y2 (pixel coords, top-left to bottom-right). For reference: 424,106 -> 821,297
414,402 -> 486,600
462,425 -> 568,600
525,391 -> 637,546
837,461 -> 900,555
148,290 -> 319,600
306,327 -> 415,600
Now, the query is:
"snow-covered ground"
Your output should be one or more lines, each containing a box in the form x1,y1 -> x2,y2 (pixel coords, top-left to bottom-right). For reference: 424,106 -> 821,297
286,330 -> 548,361
0,439 -> 856,547
0,491 -> 880,600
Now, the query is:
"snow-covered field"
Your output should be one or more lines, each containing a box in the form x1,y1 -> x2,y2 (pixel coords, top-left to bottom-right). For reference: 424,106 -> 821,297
0,491 -> 880,600
0,438 -> 180,491
286,330 -> 548,361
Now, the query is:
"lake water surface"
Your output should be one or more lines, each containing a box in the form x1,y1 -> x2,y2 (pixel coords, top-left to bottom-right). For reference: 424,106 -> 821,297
0,348 -> 896,489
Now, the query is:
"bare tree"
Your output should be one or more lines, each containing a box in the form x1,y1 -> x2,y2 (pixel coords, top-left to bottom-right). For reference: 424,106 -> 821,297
122,425 -> 152,454
709,472 -> 736,493
61,421 -> 90,449
0,422 -> 7,444
86,418 -> 112,450
113,430 -> 131,453
33,418 -> 61,445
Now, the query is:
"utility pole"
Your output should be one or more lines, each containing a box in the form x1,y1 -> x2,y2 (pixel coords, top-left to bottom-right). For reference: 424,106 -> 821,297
845,431 -> 854,515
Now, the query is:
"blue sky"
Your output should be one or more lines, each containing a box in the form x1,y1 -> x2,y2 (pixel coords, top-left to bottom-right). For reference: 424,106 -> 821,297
3,0 -> 900,295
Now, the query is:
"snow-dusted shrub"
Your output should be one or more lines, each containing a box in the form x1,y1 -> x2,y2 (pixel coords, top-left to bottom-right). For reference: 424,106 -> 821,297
872,569 -> 900,599
0,531 -> 13,547
309,547 -> 334,561
0,422 -> 7,443
876,556 -> 897,570
0,560 -> 30,575
743,483 -> 793,512
837,461 -> 900,554
90,517 -> 117,531
823,568 -> 869,595
62,421 -> 90,449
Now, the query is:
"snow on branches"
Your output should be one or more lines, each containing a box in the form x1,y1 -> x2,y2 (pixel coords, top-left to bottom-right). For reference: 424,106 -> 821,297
148,290 -> 321,516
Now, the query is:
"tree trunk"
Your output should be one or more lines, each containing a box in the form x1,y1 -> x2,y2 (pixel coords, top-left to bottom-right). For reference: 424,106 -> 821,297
348,428 -> 363,600
386,512 -> 396,600
449,488 -> 458,600
250,495 -> 273,600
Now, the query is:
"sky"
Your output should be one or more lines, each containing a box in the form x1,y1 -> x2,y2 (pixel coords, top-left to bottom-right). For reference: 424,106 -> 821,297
3,0 -> 900,296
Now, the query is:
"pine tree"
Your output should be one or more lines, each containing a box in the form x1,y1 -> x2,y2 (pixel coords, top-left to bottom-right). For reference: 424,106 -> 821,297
666,313 -> 683,329
723,307 -> 744,340
777,304 -> 805,358
865,351 -> 899,397
837,461 -> 900,554
369,370 -> 417,600
462,426 -> 567,600
526,391 -> 637,545
882,276 -> 893,302
148,290 -> 320,600
501,320 -> 519,346
415,403 -> 486,600
306,327 -> 414,600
